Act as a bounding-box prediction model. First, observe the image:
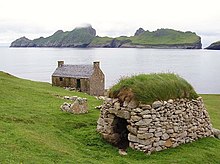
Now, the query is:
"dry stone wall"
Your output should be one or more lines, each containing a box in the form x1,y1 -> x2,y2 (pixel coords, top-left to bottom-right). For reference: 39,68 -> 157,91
97,97 -> 213,154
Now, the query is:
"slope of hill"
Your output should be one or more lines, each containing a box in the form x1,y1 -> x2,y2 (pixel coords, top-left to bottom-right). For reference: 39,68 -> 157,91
0,71 -> 219,163
10,26 -> 96,48
206,41 -> 220,50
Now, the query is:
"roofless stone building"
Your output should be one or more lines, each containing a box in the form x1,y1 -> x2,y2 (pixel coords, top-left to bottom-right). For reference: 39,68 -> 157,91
52,61 -> 105,96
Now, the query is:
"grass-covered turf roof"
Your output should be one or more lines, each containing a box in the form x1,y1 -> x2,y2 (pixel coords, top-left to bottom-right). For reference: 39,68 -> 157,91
109,73 -> 199,104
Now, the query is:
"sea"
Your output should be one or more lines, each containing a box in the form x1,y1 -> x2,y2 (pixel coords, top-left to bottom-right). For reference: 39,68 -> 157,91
0,47 -> 220,94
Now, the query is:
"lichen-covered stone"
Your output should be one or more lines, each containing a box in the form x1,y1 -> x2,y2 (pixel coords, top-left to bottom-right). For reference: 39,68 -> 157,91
137,133 -> 153,139
135,119 -> 152,126
128,100 -> 139,108
161,133 -> 169,140
117,110 -> 130,119
212,128 -> 220,139
131,116 -> 142,122
127,125 -> 138,135
152,101 -> 163,109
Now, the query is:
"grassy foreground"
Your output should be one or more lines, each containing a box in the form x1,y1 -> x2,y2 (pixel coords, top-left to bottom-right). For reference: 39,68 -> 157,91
0,71 -> 219,163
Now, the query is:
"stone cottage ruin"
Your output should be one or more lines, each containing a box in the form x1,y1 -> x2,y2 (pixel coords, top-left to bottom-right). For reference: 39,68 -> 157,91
97,74 -> 214,154
52,61 -> 105,96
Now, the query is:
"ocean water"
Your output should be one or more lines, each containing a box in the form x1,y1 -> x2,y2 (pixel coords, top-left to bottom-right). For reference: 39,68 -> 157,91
0,47 -> 220,94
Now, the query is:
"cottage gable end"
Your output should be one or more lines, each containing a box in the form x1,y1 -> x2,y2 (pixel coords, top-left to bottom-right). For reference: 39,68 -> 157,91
90,61 -> 105,96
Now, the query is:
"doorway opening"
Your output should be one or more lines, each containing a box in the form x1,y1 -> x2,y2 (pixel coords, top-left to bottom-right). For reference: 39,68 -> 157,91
59,77 -> 63,81
76,79 -> 81,90
113,117 -> 129,150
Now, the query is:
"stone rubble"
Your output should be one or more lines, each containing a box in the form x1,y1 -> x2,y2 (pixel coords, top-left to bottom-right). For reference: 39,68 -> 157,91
118,149 -> 127,156
212,128 -> 220,139
60,97 -> 88,114
95,96 -> 106,101
95,105 -> 103,109
64,87 -> 76,91
97,97 -> 215,154
63,95 -> 78,101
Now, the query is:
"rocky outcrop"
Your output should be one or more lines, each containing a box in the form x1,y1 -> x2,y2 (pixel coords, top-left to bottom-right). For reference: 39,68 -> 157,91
205,41 -> 220,50
134,28 -> 145,36
10,37 -> 35,47
110,38 -> 131,48
10,26 -> 202,49
97,97 -> 213,154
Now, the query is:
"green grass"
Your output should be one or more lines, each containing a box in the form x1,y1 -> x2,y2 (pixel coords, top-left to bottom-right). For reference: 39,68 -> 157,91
91,29 -> 200,47
0,71 -> 219,163
115,36 -> 131,41
33,26 -> 95,46
202,94 -> 220,128
129,29 -> 200,45
33,30 -> 69,45
109,73 -> 198,104
90,36 -> 113,45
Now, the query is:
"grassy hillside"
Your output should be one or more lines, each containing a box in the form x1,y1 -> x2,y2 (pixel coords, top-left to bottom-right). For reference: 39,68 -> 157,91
90,29 -> 201,47
11,27 -> 201,48
129,29 -> 200,45
0,72 -> 219,163
89,36 -> 113,45
33,30 -> 69,46
32,26 -> 96,47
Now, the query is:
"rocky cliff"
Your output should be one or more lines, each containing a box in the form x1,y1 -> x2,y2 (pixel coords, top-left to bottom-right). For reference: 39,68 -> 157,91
10,26 -> 202,49
205,41 -> 220,50
10,37 -> 35,47
134,28 -> 145,36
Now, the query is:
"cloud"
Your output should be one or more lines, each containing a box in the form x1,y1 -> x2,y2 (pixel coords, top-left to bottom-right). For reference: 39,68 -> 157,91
0,20 -> 54,43
1,0 -> 220,45
0,20 -> 53,34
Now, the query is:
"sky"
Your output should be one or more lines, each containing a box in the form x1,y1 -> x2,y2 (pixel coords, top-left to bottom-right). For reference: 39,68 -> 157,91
0,0 -> 220,47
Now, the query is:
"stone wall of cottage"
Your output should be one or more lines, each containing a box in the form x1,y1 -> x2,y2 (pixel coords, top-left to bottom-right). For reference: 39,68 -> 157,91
80,78 -> 90,93
52,76 -> 90,93
97,97 -> 213,154
52,76 -> 75,88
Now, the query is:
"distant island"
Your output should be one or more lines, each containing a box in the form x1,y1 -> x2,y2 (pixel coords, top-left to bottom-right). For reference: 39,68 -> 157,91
10,25 -> 202,49
205,41 -> 220,50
